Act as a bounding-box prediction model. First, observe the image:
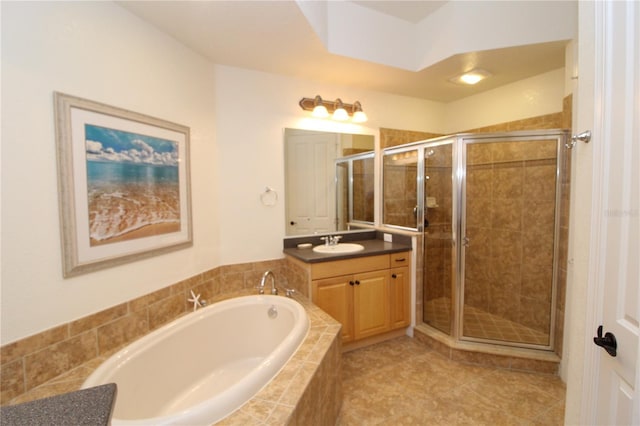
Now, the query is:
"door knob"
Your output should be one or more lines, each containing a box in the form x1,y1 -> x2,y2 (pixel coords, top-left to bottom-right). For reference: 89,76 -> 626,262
593,325 -> 617,357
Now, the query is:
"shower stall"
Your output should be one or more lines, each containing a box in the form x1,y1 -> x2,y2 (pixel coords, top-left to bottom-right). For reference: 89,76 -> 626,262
382,130 -> 568,351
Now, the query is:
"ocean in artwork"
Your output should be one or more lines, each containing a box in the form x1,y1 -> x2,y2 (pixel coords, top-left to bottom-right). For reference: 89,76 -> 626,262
84,124 -> 181,246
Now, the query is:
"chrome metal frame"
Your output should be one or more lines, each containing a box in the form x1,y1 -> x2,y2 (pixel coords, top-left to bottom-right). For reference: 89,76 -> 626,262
335,152 -> 375,229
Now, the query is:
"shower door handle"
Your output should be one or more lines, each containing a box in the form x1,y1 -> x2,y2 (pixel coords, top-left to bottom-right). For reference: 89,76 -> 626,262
462,237 -> 470,247
593,325 -> 617,357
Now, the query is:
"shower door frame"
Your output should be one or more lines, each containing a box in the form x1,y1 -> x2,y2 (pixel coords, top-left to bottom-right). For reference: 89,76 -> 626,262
382,129 -> 568,352
382,137 -> 459,334
456,130 -> 568,351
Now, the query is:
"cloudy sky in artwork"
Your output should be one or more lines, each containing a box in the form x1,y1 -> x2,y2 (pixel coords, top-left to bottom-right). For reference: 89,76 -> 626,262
85,124 -> 178,167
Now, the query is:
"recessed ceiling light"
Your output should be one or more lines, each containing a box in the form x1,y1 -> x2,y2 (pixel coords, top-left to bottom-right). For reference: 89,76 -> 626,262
450,69 -> 492,85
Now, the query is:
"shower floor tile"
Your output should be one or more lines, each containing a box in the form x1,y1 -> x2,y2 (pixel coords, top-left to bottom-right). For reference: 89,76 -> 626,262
337,336 -> 566,425
424,297 -> 550,346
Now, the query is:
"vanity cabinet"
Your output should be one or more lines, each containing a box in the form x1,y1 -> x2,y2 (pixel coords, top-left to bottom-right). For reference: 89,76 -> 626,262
309,252 -> 411,344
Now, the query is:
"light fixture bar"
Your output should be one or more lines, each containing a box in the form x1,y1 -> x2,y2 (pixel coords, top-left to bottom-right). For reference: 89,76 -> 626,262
299,96 -> 368,122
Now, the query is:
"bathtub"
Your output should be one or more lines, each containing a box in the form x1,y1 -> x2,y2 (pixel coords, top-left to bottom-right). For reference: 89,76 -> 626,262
82,295 -> 310,425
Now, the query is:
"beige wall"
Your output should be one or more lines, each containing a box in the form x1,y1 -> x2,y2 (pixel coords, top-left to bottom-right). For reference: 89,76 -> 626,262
1,1 -> 218,345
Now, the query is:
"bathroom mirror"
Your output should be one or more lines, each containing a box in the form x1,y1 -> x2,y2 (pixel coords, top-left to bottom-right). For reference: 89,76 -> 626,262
284,128 -> 374,236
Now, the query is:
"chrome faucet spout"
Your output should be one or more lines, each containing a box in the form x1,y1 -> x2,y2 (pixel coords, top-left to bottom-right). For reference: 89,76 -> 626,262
320,235 -> 342,246
259,270 -> 278,295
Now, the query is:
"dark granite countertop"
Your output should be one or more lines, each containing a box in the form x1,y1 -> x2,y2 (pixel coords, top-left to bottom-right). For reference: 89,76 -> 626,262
283,230 -> 412,263
0,383 -> 116,426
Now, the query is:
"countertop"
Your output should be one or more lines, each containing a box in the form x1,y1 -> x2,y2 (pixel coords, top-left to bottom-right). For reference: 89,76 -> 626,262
0,383 -> 116,426
283,231 -> 412,263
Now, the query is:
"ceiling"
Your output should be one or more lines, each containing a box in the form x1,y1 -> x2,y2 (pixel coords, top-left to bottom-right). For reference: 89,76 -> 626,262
118,1 -> 569,103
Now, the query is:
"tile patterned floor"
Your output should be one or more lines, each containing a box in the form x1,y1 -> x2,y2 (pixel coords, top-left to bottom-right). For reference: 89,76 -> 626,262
337,336 -> 565,425
424,297 -> 549,346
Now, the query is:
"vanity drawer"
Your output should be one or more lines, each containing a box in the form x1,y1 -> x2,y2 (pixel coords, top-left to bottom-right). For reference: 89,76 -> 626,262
311,254 -> 390,279
389,251 -> 410,267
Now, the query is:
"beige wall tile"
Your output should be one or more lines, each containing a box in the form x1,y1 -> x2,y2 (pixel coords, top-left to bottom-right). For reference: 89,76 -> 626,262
148,294 -> 186,330
69,303 -> 128,336
0,359 -> 24,404
97,310 -> 148,354
1,326 -> 68,366
24,331 -> 97,391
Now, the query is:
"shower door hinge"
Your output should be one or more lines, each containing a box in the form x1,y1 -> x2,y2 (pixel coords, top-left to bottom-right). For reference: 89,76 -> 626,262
566,130 -> 591,149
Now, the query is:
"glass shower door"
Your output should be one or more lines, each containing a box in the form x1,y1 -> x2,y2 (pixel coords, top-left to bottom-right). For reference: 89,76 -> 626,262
422,142 -> 454,335
382,148 -> 418,229
460,136 -> 560,348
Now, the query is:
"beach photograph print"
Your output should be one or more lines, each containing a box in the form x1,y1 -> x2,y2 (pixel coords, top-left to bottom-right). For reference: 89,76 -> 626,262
85,124 -> 181,246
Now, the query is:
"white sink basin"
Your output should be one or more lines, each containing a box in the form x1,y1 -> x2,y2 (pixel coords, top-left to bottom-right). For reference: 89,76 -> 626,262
312,243 -> 365,254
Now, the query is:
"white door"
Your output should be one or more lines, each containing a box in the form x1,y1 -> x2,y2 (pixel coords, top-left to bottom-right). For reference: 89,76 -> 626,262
285,130 -> 337,235
579,1 -> 640,424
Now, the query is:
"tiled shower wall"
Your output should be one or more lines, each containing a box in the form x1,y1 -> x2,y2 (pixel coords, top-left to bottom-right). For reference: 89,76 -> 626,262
352,156 -> 375,223
0,258 -> 307,405
464,138 -> 559,335
382,157 -> 418,228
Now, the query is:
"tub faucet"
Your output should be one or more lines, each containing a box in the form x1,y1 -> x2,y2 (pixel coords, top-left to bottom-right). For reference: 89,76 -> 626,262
258,270 -> 278,295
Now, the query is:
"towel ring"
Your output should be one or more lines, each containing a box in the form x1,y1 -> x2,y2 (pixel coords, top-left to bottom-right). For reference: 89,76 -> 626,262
260,187 -> 278,206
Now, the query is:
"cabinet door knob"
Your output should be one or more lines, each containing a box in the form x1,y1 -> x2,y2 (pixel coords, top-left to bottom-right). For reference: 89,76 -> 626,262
392,273 -> 397,279
355,280 -> 360,285
349,280 -> 355,286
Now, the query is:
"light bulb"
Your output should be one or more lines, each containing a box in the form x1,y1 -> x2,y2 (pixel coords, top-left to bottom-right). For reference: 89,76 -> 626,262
311,95 -> 329,118
352,101 -> 367,122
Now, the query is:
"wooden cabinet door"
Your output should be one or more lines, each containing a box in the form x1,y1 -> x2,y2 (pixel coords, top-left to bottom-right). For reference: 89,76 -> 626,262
389,266 -> 410,329
312,275 -> 354,342
353,271 -> 390,340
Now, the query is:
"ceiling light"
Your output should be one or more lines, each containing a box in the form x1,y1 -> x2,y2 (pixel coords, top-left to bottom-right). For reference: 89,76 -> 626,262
298,96 -> 368,123
333,99 -> 349,120
311,95 -> 329,118
450,69 -> 492,86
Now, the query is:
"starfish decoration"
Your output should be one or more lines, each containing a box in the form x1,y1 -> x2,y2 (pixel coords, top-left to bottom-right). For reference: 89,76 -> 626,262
188,290 -> 202,312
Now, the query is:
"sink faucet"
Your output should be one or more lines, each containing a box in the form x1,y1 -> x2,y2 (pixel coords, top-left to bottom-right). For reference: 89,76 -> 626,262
320,235 -> 342,246
258,270 -> 278,295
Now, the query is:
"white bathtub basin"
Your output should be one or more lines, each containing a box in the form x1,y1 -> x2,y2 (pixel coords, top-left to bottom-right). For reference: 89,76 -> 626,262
82,295 -> 309,425
312,243 -> 365,254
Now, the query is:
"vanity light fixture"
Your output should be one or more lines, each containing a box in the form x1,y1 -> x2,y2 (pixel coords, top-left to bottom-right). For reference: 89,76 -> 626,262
299,95 -> 368,123
450,68 -> 492,85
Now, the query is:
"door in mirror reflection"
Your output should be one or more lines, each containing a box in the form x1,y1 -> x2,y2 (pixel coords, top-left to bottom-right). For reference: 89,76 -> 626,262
284,129 -> 375,236
285,130 -> 337,235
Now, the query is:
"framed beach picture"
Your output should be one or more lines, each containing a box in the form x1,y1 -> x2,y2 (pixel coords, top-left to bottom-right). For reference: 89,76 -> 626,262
54,92 -> 192,277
